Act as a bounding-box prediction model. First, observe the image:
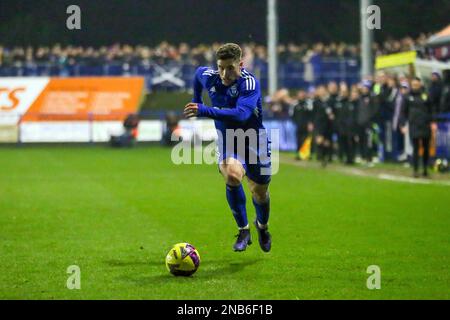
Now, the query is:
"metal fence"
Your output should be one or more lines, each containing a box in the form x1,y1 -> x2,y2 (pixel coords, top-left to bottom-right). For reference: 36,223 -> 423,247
0,58 -> 361,91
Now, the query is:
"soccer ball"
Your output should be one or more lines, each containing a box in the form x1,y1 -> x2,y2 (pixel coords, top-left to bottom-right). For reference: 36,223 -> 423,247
165,243 -> 201,276
433,158 -> 449,173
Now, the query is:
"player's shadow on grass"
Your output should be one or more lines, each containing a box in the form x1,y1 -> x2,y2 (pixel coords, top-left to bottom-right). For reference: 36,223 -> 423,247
202,258 -> 262,277
115,258 -> 262,285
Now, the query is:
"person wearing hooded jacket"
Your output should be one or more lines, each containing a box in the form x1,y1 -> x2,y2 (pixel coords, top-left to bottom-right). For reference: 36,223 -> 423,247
400,77 -> 435,178
356,80 -> 379,165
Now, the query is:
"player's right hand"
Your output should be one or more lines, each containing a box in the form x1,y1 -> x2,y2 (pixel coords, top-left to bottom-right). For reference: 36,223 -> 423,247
184,103 -> 199,118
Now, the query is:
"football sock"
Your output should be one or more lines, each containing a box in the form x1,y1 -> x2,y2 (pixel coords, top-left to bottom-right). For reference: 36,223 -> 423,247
226,184 -> 248,229
253,194 -> 270,227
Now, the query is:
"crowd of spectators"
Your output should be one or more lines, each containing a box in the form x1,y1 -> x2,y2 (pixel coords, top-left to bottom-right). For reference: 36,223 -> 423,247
0,36 -> 448,171
268,69 -> 450,175
0,33 -> 447,70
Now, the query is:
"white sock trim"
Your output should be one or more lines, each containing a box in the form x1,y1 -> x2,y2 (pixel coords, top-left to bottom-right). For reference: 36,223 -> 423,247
256,220 -> 268,230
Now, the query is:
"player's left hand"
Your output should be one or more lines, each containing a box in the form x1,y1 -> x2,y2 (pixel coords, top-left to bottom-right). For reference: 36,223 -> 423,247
184,103 -> 199,118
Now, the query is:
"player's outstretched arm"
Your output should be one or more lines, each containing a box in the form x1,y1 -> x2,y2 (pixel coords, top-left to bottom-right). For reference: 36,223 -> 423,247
184,89 -> 258,123
184,102 -> 254,123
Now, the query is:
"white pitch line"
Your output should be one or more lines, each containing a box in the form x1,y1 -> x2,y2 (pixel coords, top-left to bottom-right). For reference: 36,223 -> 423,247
345,169 -> 450,186
281,158 -> 450,187
377,173 -> 433,185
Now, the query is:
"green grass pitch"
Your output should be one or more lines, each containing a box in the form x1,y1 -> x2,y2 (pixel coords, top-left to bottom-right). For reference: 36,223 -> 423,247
0,145 -> 448,299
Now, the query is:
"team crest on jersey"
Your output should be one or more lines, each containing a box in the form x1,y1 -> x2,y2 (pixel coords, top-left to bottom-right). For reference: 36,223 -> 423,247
228,84 -> 239,97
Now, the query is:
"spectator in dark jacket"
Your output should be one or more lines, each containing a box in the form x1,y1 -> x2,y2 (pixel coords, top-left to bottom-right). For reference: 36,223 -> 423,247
392,81 -> 409,161
313,85 -> 334,167
380,76 -> 400,161
356,80 -> 379,165
336,85 -> 358,164
291,90 -> 314,159
400,77 -> 434,178
327,81 -> 341,161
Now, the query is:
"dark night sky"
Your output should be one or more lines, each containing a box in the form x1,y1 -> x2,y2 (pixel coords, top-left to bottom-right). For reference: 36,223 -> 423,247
0,0 -> 449,46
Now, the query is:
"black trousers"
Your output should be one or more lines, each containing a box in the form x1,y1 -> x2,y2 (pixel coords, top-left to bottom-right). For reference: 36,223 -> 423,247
357,126 -> 372,162
412,137 -> 430,174
340,134 -> 356,164
337,133 -> 346,162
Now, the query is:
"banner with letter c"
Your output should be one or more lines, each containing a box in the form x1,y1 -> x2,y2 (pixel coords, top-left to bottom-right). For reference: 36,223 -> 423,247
0,77 -> 146,142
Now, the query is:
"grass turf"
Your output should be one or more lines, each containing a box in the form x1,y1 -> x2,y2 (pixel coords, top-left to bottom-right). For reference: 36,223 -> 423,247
0,145 -> 449,299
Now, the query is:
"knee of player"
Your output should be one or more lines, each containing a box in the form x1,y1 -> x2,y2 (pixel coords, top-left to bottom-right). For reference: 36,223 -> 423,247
253,190 -> 269,203
226,173 -> 243,186
225,168 -> 244,186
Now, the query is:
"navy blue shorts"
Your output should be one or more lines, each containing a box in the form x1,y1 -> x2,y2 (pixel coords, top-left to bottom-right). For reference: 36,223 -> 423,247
218,151 -> 272,185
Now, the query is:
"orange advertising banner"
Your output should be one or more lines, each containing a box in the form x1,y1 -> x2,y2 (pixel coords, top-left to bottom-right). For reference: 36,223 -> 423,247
21,77 -> 145,121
